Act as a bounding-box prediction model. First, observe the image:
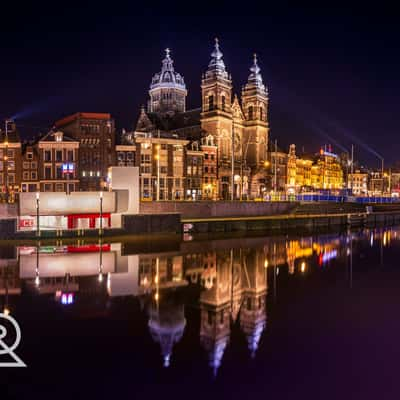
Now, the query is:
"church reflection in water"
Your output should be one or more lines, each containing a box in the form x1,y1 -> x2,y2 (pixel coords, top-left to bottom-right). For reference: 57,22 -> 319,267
0,227 -> 397,374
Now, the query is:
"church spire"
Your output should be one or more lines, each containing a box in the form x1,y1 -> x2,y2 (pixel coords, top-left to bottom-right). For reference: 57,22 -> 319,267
207,38 -> 228,77
246,53 -> 266,95
161,47 -> 174,73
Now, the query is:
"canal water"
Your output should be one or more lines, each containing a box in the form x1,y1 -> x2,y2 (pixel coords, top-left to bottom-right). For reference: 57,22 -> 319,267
2,227 -> 400,399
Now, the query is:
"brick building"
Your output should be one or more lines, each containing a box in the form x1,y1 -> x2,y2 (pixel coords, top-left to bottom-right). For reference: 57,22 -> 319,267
0,120 -> 22,202
37,131 -> 79,192
55,112 -> 115,191
21,142 -> 39,192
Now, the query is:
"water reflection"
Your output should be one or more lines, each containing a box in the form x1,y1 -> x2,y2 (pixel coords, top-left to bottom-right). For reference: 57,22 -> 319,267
0,227 -> 397,375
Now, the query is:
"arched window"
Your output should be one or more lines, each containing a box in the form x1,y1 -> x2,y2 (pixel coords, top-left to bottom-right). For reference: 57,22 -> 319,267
259,107 -> 263,121
221,95 -> 226,111
208,95 -> 214,111
248,106 -> 254,120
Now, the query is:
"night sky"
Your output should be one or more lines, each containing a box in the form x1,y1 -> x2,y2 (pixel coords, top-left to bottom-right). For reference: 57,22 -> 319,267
1,3 -> 399,167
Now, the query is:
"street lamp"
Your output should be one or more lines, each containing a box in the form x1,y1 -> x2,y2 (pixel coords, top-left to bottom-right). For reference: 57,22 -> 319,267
3,119 -> 11,202
36,192 -> 40,237
155,144 -> 160,201
99,191 -> 103,236
98,238 -> 103,282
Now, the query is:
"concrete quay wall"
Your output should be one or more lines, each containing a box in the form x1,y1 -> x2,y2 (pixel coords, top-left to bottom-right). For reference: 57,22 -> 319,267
140,201 -> 298,218
0,213 -> 181,240
186,212 -> 400,234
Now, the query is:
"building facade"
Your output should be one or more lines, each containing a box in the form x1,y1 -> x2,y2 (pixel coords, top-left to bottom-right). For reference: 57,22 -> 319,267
55,112 -> 115,191
311,148 -> 343,190
0,121 -> 22,202
37,131 -> 79,192
186,141 -> 204,200
348,169 -> 368,195
21,143 -> 39,192
128,40 -> 270,201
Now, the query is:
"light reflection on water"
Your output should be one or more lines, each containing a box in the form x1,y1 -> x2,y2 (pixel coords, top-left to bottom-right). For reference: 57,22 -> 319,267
0,227 -> 398,381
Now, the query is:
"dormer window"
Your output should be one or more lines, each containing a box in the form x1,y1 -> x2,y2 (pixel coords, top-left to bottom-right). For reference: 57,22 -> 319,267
54,131 -> 63,142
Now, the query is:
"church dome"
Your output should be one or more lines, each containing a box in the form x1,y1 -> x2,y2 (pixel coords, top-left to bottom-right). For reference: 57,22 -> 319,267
150,48 -> 186,92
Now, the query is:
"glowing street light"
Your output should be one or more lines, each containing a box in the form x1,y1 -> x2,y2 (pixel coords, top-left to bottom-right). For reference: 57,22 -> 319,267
155,144 -> 160,201
300,261 -> 306,273
99,191 -> 103,236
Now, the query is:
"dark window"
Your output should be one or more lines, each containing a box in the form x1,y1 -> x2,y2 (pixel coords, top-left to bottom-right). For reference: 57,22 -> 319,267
45,166 -> 51,179
55,150 -> 63,162
247,298 -> 251,310
56,165 -> 62,179
260,107 -> 263,120
208,95 -> 214,111
221,95 -> 226,111
44,150 -> 51,162
248,106 -> 254,120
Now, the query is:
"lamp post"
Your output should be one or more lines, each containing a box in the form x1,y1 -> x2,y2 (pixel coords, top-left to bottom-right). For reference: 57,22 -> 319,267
231,121 -> 235,201
99,191 -> 103,236
273,139 -> 278,198
155,144 -> 160,201
35,240 -> 40,288
3,120 -> 10,202
98,237 -> 103,283
350,144 -> 354,194
36,192 -> 40,237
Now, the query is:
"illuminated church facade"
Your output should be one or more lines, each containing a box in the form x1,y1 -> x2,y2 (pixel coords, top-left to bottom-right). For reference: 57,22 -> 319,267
124,39 -> 270,200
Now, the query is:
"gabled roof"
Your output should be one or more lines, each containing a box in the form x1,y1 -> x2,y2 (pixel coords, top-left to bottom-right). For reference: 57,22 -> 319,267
39,130 -> 78,143
55,112 -> 111,127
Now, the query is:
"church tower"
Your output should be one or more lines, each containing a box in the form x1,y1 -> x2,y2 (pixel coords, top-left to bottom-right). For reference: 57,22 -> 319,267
201,39 -> 239,199
148,48 -> 187,116
201,39 -> 233,162
241,54 -> 269,168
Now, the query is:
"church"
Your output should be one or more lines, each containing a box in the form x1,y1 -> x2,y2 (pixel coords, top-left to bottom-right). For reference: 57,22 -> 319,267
121,39 -> 270,200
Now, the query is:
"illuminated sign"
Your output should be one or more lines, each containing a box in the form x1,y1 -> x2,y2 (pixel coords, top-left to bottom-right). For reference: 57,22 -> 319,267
318,250 -> 338,265
61,293 -> 75,305
19,218 -> 34,228
62,163 -> 74,174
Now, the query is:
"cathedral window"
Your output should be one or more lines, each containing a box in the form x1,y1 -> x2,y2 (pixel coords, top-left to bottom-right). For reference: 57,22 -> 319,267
208,95 -> 214,111
221,95 -> 226,111
248,106 -> 254,120
260,107 -> 263,120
